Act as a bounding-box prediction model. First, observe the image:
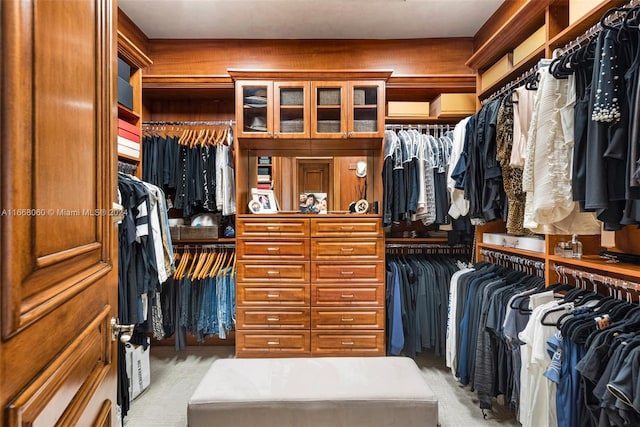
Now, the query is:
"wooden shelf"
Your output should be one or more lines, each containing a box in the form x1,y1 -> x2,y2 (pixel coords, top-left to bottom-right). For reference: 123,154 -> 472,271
547,0 -> 629,51
117,152 -> 140,162
548,254 -> 640,279
385,116 -> 465,124
477,242 -> 546,260
118,104 -> 141,122
466,0 -> 548,70
478,46 -> 545,100
385,237 -> 450,245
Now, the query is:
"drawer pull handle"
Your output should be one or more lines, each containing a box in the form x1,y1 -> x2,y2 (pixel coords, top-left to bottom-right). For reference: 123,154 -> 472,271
341,294 -> 354,298
267,341 -> 280,345
267,317 -> 280,322
341,341 -> 355,345
340,271 -> 354,275
341,317 -> 354,322
341,226 -> 354,230
267,293 -> 281,298
266,247 -> 280,252
340,248 -> 354,252
267,226 -> 280,230
266,270 -> 280,275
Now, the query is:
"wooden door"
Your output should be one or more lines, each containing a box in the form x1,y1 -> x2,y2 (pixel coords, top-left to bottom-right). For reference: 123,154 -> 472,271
1,1 -> 119,426
296,159 -> 333,211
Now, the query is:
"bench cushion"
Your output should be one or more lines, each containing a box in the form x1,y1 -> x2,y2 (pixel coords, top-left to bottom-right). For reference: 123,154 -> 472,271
188,357 -> 438,427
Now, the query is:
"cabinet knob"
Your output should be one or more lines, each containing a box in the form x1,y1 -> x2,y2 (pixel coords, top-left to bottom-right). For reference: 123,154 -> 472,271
267,132 -> 272,137
341,341 -> 355,346
267,317 -> 280,322
349,132 -> 353,137
341,294 -> 354,298
341,317 -> 354,322
274,132 -> 278,138
267,293 -> 281,298
267,341 -> 280,345
342,132 -> 347,138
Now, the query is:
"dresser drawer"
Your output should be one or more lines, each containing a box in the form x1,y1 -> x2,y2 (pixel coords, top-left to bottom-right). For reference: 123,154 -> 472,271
311,308 -> 384,329
311,262 -> 384,283
311,285 -> 385,306
238,239 -> 310,260
238,218 -> 309,237
237,261 -> 309,283
311,238 -> 384,260
311,331 -> 385,355
236,331 -> 310,356
311,218 -> 382,237
237,308 -> 310,329
237,284 -> 310,306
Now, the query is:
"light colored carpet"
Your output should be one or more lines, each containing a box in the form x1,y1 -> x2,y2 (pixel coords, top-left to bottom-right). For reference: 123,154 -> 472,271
124,346 -> 520,427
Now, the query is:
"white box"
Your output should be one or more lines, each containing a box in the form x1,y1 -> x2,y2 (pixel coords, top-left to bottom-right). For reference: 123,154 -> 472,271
482,232 -> 545,253
125,338 -> 150,401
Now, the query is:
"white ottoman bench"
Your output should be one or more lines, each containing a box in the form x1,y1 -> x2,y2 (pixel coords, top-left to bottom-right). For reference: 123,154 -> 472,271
188,357 -> 438,427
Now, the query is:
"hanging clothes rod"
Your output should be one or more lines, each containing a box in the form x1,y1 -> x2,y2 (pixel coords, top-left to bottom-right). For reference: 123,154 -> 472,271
385,242 -> 469,249
384,124 -> 453,130
554,0 -> 640,58
553,264 -> 640,301
142,120 -> 236,126
480,248 -> 545,272
480,59 -> 553,106
173,243 -> 236,250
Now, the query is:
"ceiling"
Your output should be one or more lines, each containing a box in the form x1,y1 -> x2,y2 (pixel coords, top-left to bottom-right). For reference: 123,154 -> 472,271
118,0 -> 505,40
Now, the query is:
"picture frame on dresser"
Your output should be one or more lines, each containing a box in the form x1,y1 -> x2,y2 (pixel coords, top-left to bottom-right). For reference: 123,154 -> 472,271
250,188 -> 278,213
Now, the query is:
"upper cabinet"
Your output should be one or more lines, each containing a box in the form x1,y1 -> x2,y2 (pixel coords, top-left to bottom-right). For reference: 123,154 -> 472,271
232,71 -> 390,141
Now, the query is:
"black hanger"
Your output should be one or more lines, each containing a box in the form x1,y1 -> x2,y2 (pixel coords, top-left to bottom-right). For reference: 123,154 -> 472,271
600,7 -> 631,31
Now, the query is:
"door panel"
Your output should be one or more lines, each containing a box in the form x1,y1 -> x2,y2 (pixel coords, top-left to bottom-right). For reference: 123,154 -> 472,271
1,0 -> 118,426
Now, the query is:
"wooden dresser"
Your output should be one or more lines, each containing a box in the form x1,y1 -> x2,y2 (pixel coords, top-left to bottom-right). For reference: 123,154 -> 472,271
236,214 -> 385,357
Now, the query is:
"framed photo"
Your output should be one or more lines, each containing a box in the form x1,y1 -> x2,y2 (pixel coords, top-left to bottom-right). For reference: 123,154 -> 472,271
299,192 -> 327,214
250,188 -> 278,213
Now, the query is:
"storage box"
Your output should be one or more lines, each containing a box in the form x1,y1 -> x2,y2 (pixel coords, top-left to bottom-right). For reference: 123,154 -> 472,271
317,120 -> 341,133
482,232 -> 545,253
118,76 -> 134,110
480,53 -> 512,91
353,89 -> 366,105
125,338 -> 150,401
180,226 -> 219,240
169,226 -> 181,241
570,0 -> 602,25
317,89 -> 341,105
387,101 -> 430,118
118,57 -> 131,80
280,119 -> 304,133
429,93 -> 476,118
513,25 -> 546,66
118,118 -> 140,137
280,89 -> 303,106
353,120 -> 376,132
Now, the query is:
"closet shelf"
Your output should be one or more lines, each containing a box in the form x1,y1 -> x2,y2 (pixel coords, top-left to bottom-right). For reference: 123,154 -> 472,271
547,0 -> 629,51
466,0 -> 548,70
384,116 -> 464,124
118,151 -> 140,162
476,242 -> 546,260
477,46 -> 545,101
118,104 -> 141,122
385,237 -> 449,244
548,255 -> 640,279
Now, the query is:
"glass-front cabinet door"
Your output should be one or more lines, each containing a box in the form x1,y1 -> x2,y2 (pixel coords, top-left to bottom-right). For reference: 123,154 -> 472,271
348,81 -> 385,138
274,81 -> 310,138
311,81 -> 348,139
236,80 -> 273,138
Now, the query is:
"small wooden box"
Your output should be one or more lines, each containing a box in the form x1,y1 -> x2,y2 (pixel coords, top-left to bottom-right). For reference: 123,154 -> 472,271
179,226 -> 219,240
429,94 -> 476,118
570,0 -> 602,25
387,101 -> 430,118
480,54 -> 512,91
513,25 -> 546,65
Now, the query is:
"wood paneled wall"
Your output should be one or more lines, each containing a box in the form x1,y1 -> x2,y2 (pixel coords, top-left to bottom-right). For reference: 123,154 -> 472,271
144,38 -> 474,77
